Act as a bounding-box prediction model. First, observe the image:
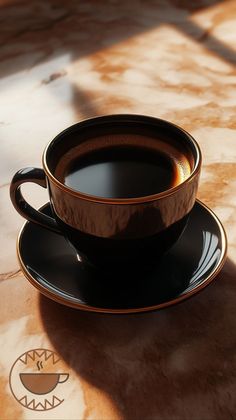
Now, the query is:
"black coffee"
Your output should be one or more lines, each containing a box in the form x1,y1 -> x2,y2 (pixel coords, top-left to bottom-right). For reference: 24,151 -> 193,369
57,146 -> 185,198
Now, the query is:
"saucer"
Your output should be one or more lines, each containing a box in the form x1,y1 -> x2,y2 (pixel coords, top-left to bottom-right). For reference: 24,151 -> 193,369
17,200 -> 227,314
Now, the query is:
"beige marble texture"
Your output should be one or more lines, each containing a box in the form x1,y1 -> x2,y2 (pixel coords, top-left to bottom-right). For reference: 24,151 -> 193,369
1,0 -> 236,419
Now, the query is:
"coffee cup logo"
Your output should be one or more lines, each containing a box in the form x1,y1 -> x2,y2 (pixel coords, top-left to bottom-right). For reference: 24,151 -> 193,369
9,348 -> 69,411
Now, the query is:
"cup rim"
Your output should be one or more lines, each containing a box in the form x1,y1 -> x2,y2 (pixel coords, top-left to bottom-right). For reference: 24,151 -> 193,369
43,114 -> 202,205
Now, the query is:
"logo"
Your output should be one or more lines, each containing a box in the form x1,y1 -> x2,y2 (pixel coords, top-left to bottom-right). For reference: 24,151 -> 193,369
9,348 -> 69,411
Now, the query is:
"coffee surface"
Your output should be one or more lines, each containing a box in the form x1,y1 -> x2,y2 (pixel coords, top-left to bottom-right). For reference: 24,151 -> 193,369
56,146 -> 188,198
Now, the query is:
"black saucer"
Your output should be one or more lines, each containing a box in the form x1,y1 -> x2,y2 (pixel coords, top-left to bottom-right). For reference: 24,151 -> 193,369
17,200 -> 227,314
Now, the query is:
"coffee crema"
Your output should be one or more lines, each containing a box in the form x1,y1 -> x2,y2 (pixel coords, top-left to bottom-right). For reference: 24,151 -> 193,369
55,134 -> 192,199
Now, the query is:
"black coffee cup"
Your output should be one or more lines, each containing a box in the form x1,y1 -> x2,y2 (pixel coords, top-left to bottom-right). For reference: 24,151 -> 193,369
10,115 -> 201,271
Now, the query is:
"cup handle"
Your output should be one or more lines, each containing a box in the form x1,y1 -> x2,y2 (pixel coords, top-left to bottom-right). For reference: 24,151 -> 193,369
10,167 -> 61,234
58,373 -> 69,383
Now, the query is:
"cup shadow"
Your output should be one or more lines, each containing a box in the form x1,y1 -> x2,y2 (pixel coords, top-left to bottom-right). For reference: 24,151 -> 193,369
39,257 -> 236,419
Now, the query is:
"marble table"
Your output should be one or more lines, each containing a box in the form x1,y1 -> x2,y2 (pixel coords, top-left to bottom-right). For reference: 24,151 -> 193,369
1,0 -> 236,419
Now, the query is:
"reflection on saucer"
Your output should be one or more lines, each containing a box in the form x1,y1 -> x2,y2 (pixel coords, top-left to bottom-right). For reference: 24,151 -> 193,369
184,231 -> 221,292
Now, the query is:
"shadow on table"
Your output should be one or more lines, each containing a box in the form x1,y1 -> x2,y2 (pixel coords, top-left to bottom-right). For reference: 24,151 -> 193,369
1,0 -> 236,155
40,256 -> 236,419
1,0 -> 236,83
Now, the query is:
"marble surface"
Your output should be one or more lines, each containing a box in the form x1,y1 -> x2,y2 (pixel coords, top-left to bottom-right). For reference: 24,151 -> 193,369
1,0 -> 236,418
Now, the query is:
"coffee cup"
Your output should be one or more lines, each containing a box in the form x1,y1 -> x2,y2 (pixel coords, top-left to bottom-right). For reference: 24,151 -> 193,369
10,115 -> 201,271
20,373 -> 69,394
